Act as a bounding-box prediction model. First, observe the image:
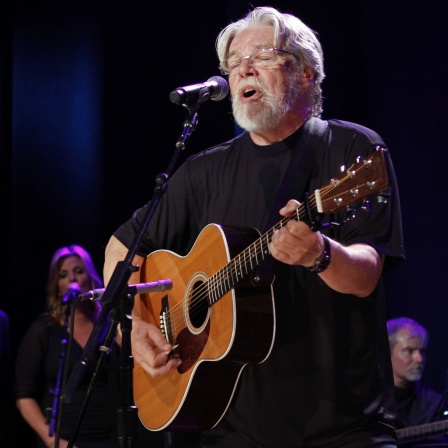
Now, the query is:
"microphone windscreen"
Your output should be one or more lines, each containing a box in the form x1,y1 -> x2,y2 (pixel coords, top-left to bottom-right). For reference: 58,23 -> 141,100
208,76 -> 229,101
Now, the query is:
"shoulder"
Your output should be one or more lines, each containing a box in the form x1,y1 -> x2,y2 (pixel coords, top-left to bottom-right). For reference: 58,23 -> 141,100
414,381 -> 444,401
326,119 -> 386,147
18,314 -> 61,355
188,133 -> 246,162
173,133 -> 247,180
26,313 -> 59,336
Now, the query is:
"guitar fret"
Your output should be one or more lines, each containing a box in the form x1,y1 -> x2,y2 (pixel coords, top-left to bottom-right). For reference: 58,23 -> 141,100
212,274 -> 219,304
254,244 -> 259,265
263,233 -> 270,257
235,256 -> 243,279
214,271 -> 221,300
208,275 -> 215,305
255,240 -> 263,261
249,244 -> 257,269
220,268 -> 228,296
230,259 -> 240,284
241,247 -> 248,272
213,278 -> 219,303
244,247 -> 251,272
233,262 -> 240,281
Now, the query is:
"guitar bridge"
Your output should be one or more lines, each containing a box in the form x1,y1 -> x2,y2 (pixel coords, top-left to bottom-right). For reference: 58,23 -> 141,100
160,294 -> 173,344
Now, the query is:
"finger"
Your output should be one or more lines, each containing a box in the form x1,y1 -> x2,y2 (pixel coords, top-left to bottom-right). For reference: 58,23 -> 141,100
139,354 -> 182,378
279,199 -> 300,216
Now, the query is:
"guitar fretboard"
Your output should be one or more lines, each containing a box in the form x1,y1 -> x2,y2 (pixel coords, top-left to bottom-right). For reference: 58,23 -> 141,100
203,148 -> 389,307
206,194 -> 320,306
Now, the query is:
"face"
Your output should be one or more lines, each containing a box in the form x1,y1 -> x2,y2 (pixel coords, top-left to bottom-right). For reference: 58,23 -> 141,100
58,255 -> 91,297
226,25 -> 308,132
390,328 -> 427,388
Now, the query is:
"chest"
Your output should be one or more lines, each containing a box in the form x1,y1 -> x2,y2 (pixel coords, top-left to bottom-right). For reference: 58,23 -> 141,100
197,149 -> 292,232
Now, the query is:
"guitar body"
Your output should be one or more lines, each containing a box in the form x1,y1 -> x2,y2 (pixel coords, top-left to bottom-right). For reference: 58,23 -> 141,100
133,223 -> 276,431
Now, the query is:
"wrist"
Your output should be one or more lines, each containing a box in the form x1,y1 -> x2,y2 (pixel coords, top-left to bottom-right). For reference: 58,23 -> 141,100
306,234 -> 331,273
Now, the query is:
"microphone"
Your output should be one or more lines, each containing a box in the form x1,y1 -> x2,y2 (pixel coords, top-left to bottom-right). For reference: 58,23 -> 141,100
61,283 -> 81,303
79,280 -> 173,301
169,76 -> 229,105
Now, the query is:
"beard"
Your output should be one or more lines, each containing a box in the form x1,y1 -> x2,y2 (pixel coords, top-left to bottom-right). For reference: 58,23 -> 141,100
406,365 -> 424,382
231,71 -> 302,132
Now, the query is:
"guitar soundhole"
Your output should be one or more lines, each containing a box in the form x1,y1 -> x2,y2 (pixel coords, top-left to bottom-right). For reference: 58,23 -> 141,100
189,280 -> 208,329
175,279 -> 210,374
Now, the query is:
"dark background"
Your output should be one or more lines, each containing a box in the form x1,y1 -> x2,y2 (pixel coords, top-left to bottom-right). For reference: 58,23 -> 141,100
2,0 -> 448,445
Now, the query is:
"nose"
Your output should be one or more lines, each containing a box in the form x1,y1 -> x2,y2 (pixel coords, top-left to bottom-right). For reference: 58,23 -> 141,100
414,350 -> 424,363
237,57 -> 256,76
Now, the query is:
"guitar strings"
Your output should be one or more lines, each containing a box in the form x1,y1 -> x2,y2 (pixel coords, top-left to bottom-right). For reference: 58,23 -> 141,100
161,191 -> 322,334
160,164 -> 372,340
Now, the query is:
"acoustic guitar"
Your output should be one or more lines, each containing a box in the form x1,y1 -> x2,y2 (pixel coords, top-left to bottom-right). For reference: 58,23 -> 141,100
133,147 -> 390,432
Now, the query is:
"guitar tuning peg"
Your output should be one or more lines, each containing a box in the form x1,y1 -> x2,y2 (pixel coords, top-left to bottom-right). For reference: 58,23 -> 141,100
361,200 -> 371,212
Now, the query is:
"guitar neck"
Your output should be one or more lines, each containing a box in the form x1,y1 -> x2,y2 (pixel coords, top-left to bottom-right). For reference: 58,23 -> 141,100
397,419 -> 448,443
206,148 -> 390,307
207,193 -> 320,306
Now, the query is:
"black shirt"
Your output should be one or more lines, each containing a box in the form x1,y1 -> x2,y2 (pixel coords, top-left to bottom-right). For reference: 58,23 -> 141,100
114,119 -> 405,447
15,314 -> 118,448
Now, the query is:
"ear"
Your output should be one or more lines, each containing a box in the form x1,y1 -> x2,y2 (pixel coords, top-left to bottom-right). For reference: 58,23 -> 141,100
302,66 -> 315,81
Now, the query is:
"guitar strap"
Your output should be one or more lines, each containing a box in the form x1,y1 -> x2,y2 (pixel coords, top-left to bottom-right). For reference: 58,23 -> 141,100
254,117 -> 328,279
263,116 -> 328,232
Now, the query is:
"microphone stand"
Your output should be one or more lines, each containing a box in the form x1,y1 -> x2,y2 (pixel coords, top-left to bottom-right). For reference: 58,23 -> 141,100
60,97 -> 203,448
50,303 -> 71,446
116,292 -> 138,448
66,305 -> 119,448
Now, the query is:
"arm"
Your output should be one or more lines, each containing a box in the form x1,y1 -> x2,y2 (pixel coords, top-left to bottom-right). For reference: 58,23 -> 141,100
15,319 -> 76,448
269,200 -> 384,297
104,236 -> 181,377
16,398 -> 75,448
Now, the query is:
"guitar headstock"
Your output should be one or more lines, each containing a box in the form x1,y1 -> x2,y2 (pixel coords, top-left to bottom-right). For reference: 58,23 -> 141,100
318,147 -> 390,214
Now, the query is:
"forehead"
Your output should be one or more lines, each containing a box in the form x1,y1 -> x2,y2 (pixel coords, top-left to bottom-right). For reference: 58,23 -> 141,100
229,25 -> 275,55
395,328 -> 427,348
59,255 -> 82,270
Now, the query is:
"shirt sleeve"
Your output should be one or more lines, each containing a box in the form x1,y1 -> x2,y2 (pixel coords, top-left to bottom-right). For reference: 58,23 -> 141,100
15,317 -> 49,401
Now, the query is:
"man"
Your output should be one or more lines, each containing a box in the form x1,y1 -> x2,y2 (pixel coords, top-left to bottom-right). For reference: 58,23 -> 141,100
388,317 -> 448,447
104,6 -> 405,447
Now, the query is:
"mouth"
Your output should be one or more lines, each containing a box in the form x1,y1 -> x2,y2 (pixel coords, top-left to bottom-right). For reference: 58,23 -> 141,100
239,85 -> 262,102
243,88 -> 257,98
408,367 -> 423,376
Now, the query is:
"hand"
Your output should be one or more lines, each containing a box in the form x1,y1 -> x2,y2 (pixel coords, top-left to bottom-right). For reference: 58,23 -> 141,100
269,199 -> 324,266
131,315 -> 182,378
60,438 -> 78,448
114,323 -> 123,348
45,438 -> 78,448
